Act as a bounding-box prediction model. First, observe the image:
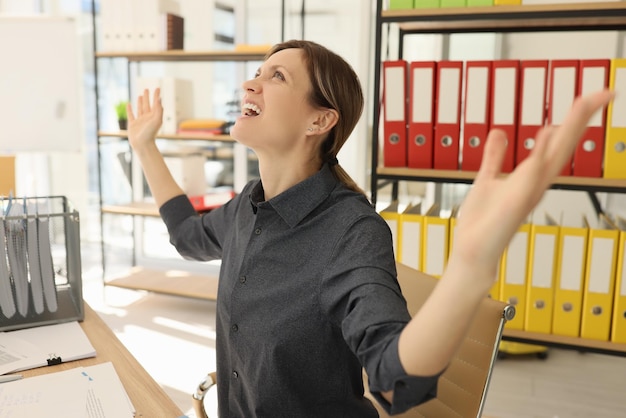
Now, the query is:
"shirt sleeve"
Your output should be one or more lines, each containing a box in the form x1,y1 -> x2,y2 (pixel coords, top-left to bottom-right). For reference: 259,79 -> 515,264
366,336 -> 442,415
320,214 -> 443,414
159,185 -> 250,261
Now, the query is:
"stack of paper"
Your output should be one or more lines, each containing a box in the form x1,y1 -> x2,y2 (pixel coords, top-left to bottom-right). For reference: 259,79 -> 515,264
0,362 -> 135,417
0,321 -> 96,374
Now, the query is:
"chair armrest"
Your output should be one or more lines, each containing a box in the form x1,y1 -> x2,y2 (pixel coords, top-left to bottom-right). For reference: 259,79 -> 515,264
192,371 -> 217,418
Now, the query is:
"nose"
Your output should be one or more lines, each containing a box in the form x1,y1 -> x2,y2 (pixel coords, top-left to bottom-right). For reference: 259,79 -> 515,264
242,77 -> 260,93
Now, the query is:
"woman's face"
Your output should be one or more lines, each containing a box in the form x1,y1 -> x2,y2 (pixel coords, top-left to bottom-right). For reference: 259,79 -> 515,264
230,48 -> 319,153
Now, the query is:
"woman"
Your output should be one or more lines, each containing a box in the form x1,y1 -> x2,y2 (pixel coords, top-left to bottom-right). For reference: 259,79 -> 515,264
127,40 -> 613,417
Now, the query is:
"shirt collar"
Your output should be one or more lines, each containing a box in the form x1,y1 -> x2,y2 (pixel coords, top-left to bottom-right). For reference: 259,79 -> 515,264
249,164 -> 338,228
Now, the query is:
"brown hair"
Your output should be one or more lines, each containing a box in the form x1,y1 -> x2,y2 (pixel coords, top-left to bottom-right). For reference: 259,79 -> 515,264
267,40 -> 366,196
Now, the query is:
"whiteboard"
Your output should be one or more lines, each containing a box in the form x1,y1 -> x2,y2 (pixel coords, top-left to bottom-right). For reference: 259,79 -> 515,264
0,16 -> 82,152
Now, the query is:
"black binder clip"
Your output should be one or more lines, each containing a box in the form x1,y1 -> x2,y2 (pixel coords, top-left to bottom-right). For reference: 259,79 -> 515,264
47,354 -> 62,366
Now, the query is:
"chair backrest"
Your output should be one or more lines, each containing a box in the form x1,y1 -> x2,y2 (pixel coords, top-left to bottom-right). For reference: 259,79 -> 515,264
363,262 -> 514,418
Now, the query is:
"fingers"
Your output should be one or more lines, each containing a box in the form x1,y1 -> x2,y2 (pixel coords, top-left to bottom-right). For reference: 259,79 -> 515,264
531,89 -> 614,178
550,90 -> 613,154
529,125 -> 555,159
152,88 -> 161,109
127,102 -> 135,122
136,94 -> 144,118
141,89 -> 151,114
129,88 -> 162,120
475,128 -> 508,183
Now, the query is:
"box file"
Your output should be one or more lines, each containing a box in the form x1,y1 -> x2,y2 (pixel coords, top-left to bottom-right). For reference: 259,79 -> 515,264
389,0 -> 414,8
552,213 -> 589,337
500,219 -> 531,330
548,59 -> 580,176
525,213 -> 559,334
580,215 -> 619,341
398,203 -> 424,271
408,61 -> 436,169
573,59 -> 610,178
382,61 -> 409,167
415,0 -> 440,7
516,60 -> 548,167
434,61 -> 463,170
441,0 -> 465,6
603,58 -> 626,179
490,60 -> 520,173
422,204 -> 450,278
462,61 -> 492,172
611,216 -> 626,344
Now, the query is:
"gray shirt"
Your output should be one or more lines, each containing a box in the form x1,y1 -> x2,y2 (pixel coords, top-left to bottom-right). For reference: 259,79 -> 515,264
160,164 -> 441,417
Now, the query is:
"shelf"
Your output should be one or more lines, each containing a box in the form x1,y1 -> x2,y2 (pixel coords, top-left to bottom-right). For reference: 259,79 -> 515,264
102,202 -> 160,217
98,130 -> 236,143
105,267 -> 218,301
376,167 -> 626,193
95,49 -> 268,62
102,194 -> 236,217
503,329 -> 626,357
384,2 -> 626,34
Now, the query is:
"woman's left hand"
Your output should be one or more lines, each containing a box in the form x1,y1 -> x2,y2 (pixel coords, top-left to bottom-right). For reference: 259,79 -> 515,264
450,89 -> 614,286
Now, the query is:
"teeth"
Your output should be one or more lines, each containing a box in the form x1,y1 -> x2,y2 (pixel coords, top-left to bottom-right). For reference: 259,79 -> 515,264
242,103 -> 261,115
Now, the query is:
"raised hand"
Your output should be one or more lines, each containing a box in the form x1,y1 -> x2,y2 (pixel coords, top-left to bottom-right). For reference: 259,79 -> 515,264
127,88 -> 164,152
450,89 -> 615,286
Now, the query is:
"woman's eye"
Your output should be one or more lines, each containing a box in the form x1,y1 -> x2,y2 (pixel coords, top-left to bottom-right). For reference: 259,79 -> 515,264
273,71 -> 285,81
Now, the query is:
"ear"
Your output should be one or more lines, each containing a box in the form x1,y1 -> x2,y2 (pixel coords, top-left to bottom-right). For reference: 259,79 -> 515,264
306,109 -> 339,136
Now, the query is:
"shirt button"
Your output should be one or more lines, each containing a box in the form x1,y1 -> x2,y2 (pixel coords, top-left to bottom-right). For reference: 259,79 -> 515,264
254,228 -> 262,235
231,324 -> 238,332
239,276 -> 247,283
232,371 -> 239,379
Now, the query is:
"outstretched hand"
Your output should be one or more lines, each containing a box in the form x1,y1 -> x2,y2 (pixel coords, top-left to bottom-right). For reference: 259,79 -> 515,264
450,89 -> 615,285
127,88 -> 164,152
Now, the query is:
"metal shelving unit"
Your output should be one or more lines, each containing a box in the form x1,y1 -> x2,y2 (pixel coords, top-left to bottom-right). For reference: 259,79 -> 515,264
90,2 -> 267,301
370,0 -> 626,356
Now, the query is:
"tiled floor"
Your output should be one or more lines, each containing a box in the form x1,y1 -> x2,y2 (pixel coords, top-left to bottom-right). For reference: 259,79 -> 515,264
483,348 -> 626,418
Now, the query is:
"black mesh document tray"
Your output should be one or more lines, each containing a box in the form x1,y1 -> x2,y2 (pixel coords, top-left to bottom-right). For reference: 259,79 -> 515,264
0,196 -> 83,331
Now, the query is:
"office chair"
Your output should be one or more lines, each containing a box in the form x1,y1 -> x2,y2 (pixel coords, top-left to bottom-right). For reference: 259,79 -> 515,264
192,262 -> 514,418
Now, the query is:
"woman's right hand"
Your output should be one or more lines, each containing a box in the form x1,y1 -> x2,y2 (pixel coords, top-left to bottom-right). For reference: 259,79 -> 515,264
127,88 -> 163,152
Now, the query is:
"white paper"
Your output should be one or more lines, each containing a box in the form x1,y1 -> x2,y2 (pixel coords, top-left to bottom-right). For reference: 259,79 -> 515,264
0,333 -> 41,375
0,363 -> 134,417
0,321 -> 96,374
0,367 -> 88,417
83,363 -> 135,418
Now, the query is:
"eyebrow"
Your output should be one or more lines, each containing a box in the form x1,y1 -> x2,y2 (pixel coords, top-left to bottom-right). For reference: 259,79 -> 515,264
256,64 -> 291,78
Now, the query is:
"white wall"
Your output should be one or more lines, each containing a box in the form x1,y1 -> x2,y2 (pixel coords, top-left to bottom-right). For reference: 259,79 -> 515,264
1,0 -> 90,227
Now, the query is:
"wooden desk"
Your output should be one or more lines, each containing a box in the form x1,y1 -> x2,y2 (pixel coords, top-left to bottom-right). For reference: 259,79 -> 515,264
19,303 -> 184,417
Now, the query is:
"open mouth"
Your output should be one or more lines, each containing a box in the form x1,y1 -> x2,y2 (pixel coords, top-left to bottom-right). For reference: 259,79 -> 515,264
242,103 -> 261,117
